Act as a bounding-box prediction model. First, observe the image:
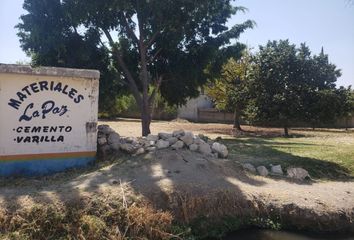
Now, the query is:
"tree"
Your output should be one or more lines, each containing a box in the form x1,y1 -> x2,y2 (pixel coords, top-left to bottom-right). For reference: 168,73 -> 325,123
206,50 -> 252,130
335,86 -> 354,130
17,0 -> 254,136
247,40 -> 343,136
247,40 -> 302,136
300,46 -> 342,129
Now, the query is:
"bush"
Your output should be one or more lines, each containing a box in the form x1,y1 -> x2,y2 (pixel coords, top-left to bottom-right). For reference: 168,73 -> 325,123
99,92 -> 177,120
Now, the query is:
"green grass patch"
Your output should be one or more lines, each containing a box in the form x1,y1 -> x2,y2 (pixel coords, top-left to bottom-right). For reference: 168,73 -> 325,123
223,130 -> 354,180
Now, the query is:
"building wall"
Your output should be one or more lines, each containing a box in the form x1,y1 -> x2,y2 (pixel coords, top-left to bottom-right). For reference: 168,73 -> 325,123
177,94 -> 213,121
197,108 -> 234,123
0,64 -> 100,176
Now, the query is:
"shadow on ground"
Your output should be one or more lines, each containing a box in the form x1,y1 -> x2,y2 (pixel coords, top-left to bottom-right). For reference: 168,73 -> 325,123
222,137 -> 353,181
1,145 -> 354,237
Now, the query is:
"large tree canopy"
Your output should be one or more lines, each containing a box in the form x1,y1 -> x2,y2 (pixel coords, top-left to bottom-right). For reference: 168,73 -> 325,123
17,0 -> 254,135
247,40 -> 342,136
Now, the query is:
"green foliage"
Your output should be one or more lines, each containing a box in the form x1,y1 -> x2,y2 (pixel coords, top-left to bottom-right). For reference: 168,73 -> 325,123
206,54 -> 250,111
247,40 -> 303,128
206,50 -> 252,129
113,94 -> 140,116
100,92 -> 177,119
336,87 -> 354,119
189,215 -> 245,239
16,0 -> 254,114
248,217 -> 282,231
246,40 -> 345,133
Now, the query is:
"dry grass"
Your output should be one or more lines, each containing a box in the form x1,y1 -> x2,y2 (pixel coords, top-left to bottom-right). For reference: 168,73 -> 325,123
0,197 -> 182,240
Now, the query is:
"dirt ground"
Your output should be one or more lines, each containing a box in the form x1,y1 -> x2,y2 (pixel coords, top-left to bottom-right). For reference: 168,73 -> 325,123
100,118 -> 237,138
101,118 -> 352,138
1,119 -> 354,233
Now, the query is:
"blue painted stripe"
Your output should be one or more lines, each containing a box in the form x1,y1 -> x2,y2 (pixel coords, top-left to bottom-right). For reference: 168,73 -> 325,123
0,156 -> 95,176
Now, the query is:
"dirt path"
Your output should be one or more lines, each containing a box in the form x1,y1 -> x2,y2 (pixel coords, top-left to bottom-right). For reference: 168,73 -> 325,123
0,120 -> 353,232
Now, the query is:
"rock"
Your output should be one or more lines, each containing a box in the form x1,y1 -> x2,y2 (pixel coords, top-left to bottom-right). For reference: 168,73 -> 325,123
207,139 -> 214,146
199,142 -> 212,155
189,143 -> 199,151
242,163 -> 256,173
97,132 -> 106,139
125,137 -> 136,144
135,148 -> 145,155
98,125 -> 115,134
193,137 -> 205,145
147,134 -> 159,142
180,132 -> 194,146
107,132 -> 120,145
146,147 -> 156,152
172,129 -> 185,138
167,137 -> 178,145
156,139 -> 170,149
271,165 -> 283,175
287,167 -> 310,180
110,143 -> 120,151
198,133 -> 209,142
158,132 -> 173,140
171,140 -> 184,150
120,143 -> 137,154
211,142 -> 228,158
143,140 -> 155,147
98,144 -> 111,156
257,166 -> 269,176
97,137 -> 107,146
110,179 -> 119,185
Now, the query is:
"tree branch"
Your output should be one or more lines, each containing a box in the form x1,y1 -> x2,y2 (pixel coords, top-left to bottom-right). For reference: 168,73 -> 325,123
147,48 -> 162,64
121,13 -> 139,45
102,28 -> 142,106
103,28 -> 114,45
146,30 -> 160,48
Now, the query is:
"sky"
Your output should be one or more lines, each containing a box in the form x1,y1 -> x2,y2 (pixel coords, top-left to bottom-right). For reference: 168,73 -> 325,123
0,0 -> 353,87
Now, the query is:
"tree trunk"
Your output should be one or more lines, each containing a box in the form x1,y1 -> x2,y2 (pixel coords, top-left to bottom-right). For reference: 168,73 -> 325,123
140,49 -> 151,136
233,109 -> 242,131
141,102 -> 151,136
138,23 -> 151,136
284,126 -> 289,137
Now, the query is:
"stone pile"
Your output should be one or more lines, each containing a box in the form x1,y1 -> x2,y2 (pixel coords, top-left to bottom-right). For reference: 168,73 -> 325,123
97,125 -> 229,158
242,162 -> 310,180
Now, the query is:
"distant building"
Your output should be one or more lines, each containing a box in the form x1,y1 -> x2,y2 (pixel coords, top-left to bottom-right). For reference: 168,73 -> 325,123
177,94 -> 213,121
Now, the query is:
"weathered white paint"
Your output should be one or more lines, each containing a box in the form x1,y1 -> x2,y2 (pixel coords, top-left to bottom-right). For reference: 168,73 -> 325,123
0,64 -> 100,175
177,94 -> 213,121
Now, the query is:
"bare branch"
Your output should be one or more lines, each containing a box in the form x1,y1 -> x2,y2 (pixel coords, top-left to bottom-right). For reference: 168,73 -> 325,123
102,28 -> 115,46
102,28 -> 142,106
121,13 -> 139,45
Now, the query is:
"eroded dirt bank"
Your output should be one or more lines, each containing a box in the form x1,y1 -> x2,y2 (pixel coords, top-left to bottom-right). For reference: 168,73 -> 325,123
1,149 -> 353,237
